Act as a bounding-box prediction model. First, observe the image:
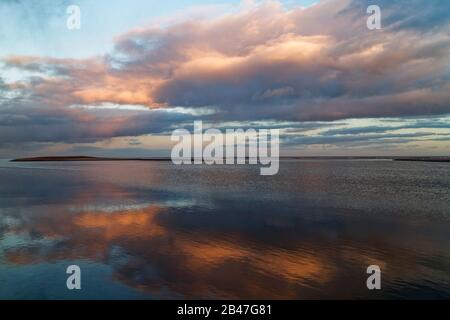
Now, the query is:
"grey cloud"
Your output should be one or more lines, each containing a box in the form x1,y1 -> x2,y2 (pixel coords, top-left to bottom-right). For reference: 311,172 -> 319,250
0,102 -> 196,145
322,120 -> 450,136
283,131 -> 445,146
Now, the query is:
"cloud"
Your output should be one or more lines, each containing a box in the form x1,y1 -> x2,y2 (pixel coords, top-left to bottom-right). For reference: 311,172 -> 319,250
0,106 -> 198,146
283,131 -> 442,146
347,0 -> 450,32
1,0 -> 450,150
321,119 -> 450,136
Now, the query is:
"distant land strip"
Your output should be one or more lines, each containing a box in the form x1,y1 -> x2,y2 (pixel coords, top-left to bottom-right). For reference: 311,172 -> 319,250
10,156 -> 450,162
10,156 -> 171,162
393,157 -> 450,163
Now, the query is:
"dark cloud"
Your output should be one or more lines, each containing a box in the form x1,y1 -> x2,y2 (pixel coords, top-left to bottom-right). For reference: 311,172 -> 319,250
0,103 -> 197,145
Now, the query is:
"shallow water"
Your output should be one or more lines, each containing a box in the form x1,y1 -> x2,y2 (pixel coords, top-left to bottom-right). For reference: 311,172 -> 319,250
0,159 -> 449,299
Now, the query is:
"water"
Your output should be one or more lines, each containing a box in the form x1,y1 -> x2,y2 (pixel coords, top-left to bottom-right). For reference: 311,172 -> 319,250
0,159 -> 449,299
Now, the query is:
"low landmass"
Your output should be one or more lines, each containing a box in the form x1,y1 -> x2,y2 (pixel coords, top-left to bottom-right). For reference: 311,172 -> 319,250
11,156 -> 171,162
393,157 -> 450,163
10,156 -> 450,162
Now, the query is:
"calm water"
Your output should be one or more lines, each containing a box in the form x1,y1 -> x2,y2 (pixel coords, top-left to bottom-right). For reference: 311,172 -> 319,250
0,159 -> 449,299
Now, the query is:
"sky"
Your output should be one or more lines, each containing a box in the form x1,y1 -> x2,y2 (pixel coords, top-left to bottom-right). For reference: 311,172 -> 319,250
0,0 -> 449,158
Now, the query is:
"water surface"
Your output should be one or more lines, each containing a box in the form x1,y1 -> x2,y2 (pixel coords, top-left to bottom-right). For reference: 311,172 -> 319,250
0,159 -> 449,299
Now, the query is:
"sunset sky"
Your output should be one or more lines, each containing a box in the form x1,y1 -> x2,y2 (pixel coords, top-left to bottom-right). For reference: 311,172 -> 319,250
1,0 -> 449,158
